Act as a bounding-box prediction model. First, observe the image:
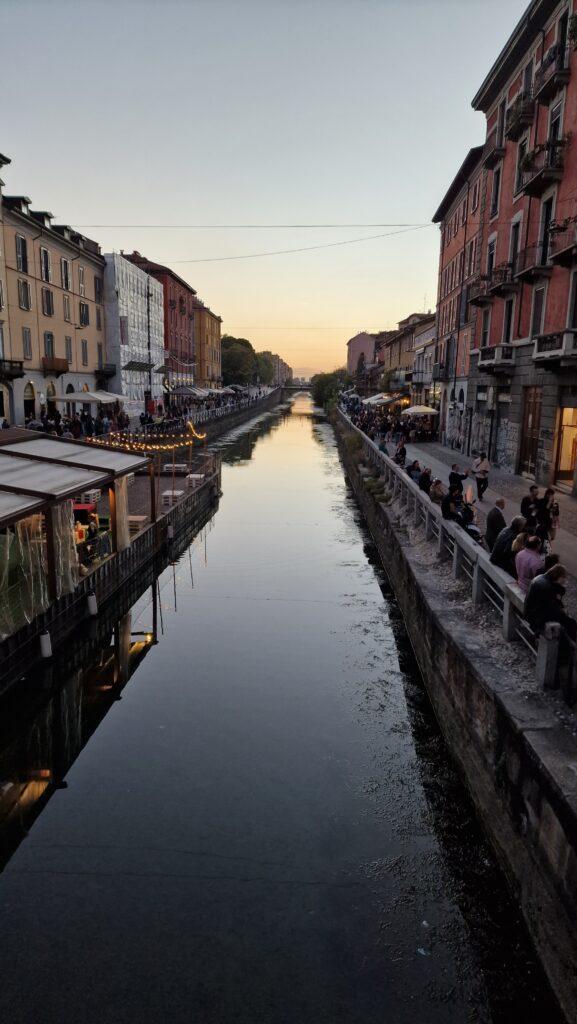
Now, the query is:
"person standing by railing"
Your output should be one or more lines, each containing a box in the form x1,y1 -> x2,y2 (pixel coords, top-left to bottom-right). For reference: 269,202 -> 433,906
472,451 -> 491,502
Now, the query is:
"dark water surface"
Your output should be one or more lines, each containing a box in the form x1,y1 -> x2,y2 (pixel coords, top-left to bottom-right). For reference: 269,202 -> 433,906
0,396 -> 564,1023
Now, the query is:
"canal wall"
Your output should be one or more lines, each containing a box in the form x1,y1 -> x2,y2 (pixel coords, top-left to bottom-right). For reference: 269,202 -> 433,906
195,388 -> 283,441
0,468 -> 221,696
334,414 -> 577,1022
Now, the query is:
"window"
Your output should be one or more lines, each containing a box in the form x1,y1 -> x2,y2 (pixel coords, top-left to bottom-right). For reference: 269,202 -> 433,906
481,309 -> 490,347
0,324 -> 3,360
461,197 -> 468,225
549,99 -> 563,142
22,327 -> 32,360
97,342 -> 103,369
490,166 -> 501,217
471,180 -> 480,212
532,286 -> 546,337
516,138 -> 528,193
503,298 -> 515,343
523,58 -> 533,96
63,293 -> 71,321
41,287 -> 54,316
16,234 -> 28,273
487,237 -> 497,276
60,257 -> 72,291
81,338 -> 88,365
79,301 -> 90,326
78,266 -> 85,296
96,307 -> 102,330
44,331 -> 55,358
540,196 -> 554,264
94,276 -> 102,303
510,220 -> 521,271
18,278 -> 31,310
65,336 -> 73,363
0,278 -> 4,310
40,246 -> 52,282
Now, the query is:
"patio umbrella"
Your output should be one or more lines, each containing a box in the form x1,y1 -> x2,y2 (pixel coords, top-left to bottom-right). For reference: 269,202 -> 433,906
400,405 -> 439,416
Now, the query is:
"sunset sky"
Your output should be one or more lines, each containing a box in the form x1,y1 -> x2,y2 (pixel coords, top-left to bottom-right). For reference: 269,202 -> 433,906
2,0 -> 528,376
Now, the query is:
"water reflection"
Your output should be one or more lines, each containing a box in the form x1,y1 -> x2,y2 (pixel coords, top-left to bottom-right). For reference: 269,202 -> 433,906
0,395 -> 565,1024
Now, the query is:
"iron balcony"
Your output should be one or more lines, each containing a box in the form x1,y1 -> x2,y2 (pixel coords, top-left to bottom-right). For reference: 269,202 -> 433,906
534,43 -> 571,104
432,362 -> 452,382
505,91 -> 536,141
514,243 -> 554,283
482,126 -> 506,169
42,356 -> 69,377
519,138 -> 566,197
95,362 -> 116,379
468,276 -> 493,307
549,223 -> 577,267
488,263 -> 521,296
0,358 -> 25,382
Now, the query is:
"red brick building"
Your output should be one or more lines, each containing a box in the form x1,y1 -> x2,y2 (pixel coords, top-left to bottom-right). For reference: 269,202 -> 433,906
465,0 -> 577,491
432,147 -> 484,448
126,252 -> 196,398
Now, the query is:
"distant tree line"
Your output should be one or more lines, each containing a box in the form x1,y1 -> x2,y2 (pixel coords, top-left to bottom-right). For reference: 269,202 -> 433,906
310,368 -> 351,408
221,335 -> 276,386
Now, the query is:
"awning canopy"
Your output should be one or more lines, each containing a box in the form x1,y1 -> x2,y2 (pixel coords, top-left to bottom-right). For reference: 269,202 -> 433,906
0,489 -> 46,526
54,390 -> 125,404
122,360 -> 153,372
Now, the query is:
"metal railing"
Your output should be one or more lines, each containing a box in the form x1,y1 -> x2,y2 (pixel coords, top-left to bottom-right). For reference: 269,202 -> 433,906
338,408 -> 576,697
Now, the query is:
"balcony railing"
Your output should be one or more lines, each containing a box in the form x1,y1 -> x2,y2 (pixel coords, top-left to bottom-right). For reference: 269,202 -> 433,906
468,276 -> 493,306
411,370 -> 432,385
478,344 -> 515,372
0,358 -> 25,382
533,330 -> 577,363
505,90 -> 536,141
488,262 -> 520,295
482,126 -> 506,169
95,362 -> 116,378
42,356 -> 69,377
514,243 -> 553,282
519,138 -> 566,197
432,362 -> 452,382
549,222 -> 577,267
534,43 -> 571,104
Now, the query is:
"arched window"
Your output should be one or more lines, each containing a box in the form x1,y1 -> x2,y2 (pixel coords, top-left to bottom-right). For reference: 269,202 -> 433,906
23,382 -> 35,419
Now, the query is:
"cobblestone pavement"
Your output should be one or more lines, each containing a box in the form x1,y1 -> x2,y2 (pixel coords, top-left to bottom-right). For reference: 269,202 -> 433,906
404,440 -> 577,617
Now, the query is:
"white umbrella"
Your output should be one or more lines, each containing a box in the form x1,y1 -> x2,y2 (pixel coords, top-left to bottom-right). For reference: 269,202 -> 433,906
362,393 -> 386,405
400,405 -> 439,416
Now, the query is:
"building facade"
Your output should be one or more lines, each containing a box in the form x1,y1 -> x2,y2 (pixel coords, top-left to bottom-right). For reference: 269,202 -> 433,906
125,252 -> 197,398
193,298 -> 222,388
346,331 -> 378,394
103,253 -> 165,415
0,170 -> 106,425
379,314 -> 432,395
432,148 -> 484,449
466,0 -> 577,492
410,314 -> 437,407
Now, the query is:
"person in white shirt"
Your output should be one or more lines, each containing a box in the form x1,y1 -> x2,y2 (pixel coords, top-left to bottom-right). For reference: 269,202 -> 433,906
472,451 -> 491,501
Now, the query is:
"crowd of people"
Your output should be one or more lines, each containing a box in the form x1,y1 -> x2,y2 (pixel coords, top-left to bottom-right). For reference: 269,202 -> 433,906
341,392 -> 576,660
20,406 -> 130,438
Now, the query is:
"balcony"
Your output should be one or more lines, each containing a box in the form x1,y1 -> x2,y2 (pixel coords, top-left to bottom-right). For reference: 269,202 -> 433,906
411,370 -> 432,386
469,276 -> 493,306
488,262 -> 521,296
514,243 -> 553,282
0,358 -> 25,382
482,126 -> 506,169
505,91 -> 536,141
42,356 -> 69,377
432,362 -> 452,382
533,330 -> 577,364
95,362 -> 116,379
549,222 -> 577,267
519,138 -> 566,197
477,344 -> 515,374
534,43 -> 571,104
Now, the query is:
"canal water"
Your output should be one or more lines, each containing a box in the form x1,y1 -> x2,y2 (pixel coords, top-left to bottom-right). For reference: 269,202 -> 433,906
0,395 -> 564,1024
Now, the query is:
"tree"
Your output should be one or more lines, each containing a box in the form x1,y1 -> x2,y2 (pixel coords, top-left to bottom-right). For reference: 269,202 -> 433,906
310,368 -> 351,408
221,335 -> 256,385
255,352 -> 274,385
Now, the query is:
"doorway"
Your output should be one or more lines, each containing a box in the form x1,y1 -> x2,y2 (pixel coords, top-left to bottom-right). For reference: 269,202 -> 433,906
556,407 -> 577,488
23,382 -> 36,420
519,386 -> 542,477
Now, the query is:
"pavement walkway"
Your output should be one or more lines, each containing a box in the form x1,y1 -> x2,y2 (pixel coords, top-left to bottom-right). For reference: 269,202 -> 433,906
404,441 -> 577,584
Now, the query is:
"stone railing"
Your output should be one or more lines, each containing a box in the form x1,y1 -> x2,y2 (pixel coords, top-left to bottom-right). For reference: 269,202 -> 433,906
339,408 -> 575,698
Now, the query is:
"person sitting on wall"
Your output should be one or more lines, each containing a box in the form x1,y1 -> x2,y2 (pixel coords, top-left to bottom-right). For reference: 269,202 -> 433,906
406,460 -> 421,483
441,485 -> 464,527
515,535 -> 544,594
418,467 -> 432,496
490,515 -> 526,577
485,498 -> 506,552
429,478 -> 445,504
524,565 -> 577,646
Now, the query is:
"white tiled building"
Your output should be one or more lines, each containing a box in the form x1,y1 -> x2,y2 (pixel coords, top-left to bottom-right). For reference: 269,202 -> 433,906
103,253 -> 164,415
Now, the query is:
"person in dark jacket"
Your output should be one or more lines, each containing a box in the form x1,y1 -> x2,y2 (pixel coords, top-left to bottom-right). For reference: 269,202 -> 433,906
524,565 -> 576,639
441,485 -> 464,526
449,464 -> 469,494
520,485 -> 539,533
485,497 -> 506,552
490,515 -> 526,577
418,467 -> 432,495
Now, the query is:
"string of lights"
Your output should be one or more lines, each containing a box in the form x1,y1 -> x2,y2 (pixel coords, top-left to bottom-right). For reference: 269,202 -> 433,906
84,421 -> 207,453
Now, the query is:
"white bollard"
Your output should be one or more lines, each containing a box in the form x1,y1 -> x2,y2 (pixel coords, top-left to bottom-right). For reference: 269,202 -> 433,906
40,631 -> 52,659
87,591 -> 98,617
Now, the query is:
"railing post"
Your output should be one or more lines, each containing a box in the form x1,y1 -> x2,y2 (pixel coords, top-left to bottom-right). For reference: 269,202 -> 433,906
502,594 -> 517,641
471,561 -> 484,607
414,494 -> 421,527
536,623 -> 562,690
452,539 -> 463,579
437,523 -> 448,560
425,509 -> 434,540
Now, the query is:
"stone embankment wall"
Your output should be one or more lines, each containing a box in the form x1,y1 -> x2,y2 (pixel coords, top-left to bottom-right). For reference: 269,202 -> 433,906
198,388 -> 282,441
335,415 -> 577,1023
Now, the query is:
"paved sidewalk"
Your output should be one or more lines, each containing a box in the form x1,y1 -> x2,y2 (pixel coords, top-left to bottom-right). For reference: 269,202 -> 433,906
404,441 -> 577,585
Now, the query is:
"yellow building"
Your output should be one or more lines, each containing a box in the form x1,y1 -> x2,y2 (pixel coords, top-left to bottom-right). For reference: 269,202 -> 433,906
0,160 -> 107,424
193,298 -> 222,388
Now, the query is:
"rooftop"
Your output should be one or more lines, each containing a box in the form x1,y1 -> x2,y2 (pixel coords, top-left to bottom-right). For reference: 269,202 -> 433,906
432,147 -> 484,223
472,0 -> 558,112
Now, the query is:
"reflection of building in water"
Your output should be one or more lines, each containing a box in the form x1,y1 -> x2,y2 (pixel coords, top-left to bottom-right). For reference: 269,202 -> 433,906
0,585 -> 158,873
